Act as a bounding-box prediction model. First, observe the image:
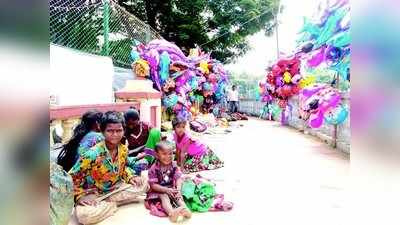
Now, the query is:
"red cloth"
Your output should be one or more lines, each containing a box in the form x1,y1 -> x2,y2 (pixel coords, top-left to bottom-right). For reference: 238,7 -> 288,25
125,122 -> 150,150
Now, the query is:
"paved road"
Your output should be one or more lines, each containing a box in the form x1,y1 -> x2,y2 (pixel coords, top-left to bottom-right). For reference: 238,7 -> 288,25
69,118 -> 349,225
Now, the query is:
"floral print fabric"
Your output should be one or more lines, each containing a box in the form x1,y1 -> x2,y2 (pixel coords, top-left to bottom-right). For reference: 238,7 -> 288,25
77,131 -> 104,155
69,141 -> 134,201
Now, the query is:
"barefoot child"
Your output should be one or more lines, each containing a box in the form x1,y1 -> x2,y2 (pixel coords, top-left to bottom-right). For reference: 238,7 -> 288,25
146,141 -> 192,222
173,117 -> 224,173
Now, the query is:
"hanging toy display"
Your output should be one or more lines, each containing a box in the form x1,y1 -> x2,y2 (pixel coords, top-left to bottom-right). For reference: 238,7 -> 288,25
257,0 -> 350,129
131,39 -> 229,122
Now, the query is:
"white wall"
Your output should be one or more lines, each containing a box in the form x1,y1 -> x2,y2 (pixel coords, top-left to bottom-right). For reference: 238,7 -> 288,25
50,44 -> 114,106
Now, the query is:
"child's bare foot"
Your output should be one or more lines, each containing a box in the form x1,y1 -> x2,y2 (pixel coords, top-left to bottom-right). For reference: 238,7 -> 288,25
168,209 -> 180,223
180,207 -> 192,219
222,201 -> 233,211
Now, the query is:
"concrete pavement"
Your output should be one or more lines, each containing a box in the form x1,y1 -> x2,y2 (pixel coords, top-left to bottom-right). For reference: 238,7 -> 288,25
69,118 -> 349,225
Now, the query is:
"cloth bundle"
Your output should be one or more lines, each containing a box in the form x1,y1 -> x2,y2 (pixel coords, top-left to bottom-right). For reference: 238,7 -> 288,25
181,176 -> 233,212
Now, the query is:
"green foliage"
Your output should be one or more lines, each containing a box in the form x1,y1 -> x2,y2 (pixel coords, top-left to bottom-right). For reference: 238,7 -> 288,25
50,0 -> 279,66
118,0 -> 280,63
229,72 -> 263,99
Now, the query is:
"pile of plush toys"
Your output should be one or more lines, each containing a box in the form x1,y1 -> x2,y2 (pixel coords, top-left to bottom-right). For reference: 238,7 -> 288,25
130,39 -> 229,121
259,56 -> 302,109
259,0 -> 349,128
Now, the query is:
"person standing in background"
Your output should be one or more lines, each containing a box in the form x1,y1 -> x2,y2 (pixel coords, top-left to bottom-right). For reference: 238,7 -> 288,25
227,85 -> 239,113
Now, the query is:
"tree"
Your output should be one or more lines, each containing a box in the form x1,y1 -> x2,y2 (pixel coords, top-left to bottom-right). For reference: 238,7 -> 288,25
117,0 -> 280,63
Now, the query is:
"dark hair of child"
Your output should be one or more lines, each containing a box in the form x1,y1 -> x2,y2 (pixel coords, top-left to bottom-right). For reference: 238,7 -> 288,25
172,117 -> 187,129
155,141 -> 173,153
124,107 -> 140,122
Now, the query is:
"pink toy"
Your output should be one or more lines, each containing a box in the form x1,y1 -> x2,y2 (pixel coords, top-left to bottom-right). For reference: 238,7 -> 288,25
299,84 -> 342,128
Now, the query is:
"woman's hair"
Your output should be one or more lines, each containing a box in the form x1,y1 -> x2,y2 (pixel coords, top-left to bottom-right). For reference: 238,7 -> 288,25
57,110 -> 103,171
172,116 -> 187,129
101,111 -> 125,132
124,107 -> 140,122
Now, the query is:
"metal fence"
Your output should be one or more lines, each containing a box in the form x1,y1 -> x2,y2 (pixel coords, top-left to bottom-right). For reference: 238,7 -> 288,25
50,0 -> 163,67
238,94 -> 350,153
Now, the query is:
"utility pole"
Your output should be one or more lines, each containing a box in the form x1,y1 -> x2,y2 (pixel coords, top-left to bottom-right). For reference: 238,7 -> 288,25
102,0 -> 110,56
275,2 -> 281,60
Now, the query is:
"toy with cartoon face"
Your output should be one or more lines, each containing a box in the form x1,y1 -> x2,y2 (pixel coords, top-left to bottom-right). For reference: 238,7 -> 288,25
299,84 -> 342,128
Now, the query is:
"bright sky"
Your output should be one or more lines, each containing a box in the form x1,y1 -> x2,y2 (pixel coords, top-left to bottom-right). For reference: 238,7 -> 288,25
225,0 -> 320,77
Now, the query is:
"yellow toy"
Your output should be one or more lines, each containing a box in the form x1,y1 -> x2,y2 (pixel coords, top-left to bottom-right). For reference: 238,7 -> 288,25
283,71 -> 292,83
299,75 -> 316,88
132,59 -> 150,78
199,60 -> 209,74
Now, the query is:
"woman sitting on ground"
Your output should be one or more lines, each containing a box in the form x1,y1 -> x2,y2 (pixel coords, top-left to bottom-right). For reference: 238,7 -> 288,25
69,111 -> 148,225
57,110 -> 104,172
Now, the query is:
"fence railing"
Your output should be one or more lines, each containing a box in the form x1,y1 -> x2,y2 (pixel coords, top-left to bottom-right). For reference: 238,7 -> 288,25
50,0 -> 163,67
238,93 -> 350,153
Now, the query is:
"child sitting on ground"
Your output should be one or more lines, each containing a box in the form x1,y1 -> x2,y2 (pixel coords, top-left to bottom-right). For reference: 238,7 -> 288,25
145,141 -> 192,222
173,117 -> 224,173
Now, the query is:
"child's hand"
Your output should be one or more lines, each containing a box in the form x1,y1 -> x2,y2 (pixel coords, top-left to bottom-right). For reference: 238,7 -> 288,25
180,167 -> 187,174
137,152 -> 146,159
165,188 -> 179,198
180,160 -> 186,169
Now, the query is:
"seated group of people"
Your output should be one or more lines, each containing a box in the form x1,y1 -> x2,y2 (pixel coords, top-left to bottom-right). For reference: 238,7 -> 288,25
55,108 -> 224,224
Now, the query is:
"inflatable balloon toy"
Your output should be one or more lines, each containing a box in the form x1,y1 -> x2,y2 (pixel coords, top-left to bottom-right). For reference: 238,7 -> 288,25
307,46 -> 326,68
162,78 -> 176,93
275,77 -> 284,87
162,93 -> 178,109
301,42 -> 314,53
159,51 -> 170,85
177,108 -> 191,121
136,40 -> 230,120
327,31 -> 350,48
198,61 -> 210,74
291,74 -> 302,84
298,75 -> 316,88
261,94 -> 273,103
324,104 -> 348,125
208,73 -> 218,83
173,103 -> 183,112
132,59 -> 150,78
130,47 -> 140,63
175,73 -> 188,88
145,49 -> 161,90
325,46 -> 343,65
283,72 -> 292,83
281,85 -> 292,97
299,85 -> 342,128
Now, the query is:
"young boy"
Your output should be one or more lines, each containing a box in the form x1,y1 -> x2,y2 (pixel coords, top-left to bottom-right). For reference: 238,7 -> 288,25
146,141 -> 192,222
